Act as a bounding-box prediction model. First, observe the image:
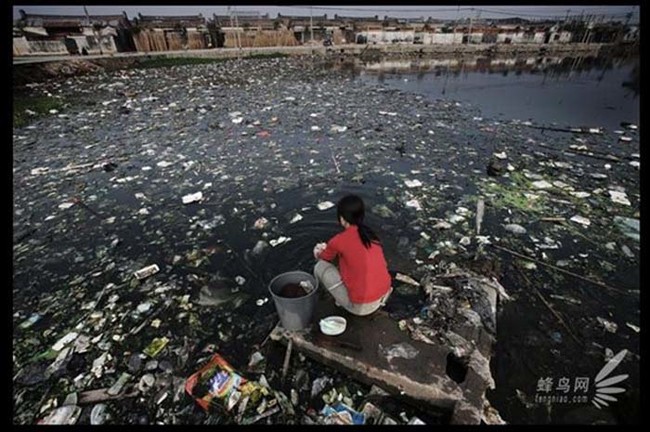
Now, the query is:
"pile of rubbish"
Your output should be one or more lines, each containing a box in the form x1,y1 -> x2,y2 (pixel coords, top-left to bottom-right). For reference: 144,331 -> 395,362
392,260 -> 510,424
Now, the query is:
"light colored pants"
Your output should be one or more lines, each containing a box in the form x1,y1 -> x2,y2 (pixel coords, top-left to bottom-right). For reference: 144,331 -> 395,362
313,260 -> 392,316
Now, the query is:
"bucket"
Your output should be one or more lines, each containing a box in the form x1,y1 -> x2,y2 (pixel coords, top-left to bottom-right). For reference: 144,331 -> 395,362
268,271 -> 319,331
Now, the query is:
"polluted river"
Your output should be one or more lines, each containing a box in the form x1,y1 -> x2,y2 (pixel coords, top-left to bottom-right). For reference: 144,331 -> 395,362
13,51 -> 639,425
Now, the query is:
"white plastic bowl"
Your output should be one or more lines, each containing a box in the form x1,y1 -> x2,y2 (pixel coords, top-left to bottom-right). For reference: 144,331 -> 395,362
319,316 -> 347,336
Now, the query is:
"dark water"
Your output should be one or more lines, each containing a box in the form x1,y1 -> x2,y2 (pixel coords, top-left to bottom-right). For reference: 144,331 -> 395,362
351,53 -> 641,424
278,283 -> 308,298
356,54 -> 639,131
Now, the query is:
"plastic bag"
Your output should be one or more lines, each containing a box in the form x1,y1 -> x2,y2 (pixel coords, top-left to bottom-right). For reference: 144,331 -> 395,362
185,353 -> 266,414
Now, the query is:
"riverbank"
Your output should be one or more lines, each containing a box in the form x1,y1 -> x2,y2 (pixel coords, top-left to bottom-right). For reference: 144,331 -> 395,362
14,42 -> 614,65
11,42 -> 610,90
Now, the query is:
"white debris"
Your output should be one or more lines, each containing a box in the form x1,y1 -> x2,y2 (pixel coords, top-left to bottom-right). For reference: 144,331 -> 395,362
448,214 -> 465,224
92,352 -> 110,378
531,180 -> 553,190
133,264 -> 159,280
52,332 -> 79,351
570,191 -> 591,198
552,181 -> 572,190
256,298 -> 269,306
619,136 -> 632,142
235,276 -> 246,286
459,237 -> 471,246
625,323 -> 640,333
570,215 -> 591,227
405,199 -> 422,211
269,236 -> 291,247
31,167 -> 50,176
493,152 -> 507,160
317,201 -> 335,211
137,302 -> 152,313
289,214 -> 303,224
503,224 -> 527,235
404,179 -> 422,188
433,221 -> 452,230
232,117 -> 243,124
521,261 -> 537,270
608,190 -> 631,206
156,161 -> 173,168
597,317 -> 618,333
182,191 -> 203,205
58,202 -> 75,210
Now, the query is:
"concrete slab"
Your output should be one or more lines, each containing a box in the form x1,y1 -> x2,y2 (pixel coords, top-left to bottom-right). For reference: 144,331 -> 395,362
269,291 -> 495,424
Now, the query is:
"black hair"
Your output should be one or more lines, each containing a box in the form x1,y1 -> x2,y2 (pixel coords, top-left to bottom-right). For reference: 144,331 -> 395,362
336,194 -> 380,249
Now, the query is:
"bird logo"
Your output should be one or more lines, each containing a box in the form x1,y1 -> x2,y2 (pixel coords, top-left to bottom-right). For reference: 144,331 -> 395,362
592,349 -> 629,409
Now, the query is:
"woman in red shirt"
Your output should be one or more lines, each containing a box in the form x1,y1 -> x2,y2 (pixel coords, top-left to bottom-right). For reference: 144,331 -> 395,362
313,195 -> 392,316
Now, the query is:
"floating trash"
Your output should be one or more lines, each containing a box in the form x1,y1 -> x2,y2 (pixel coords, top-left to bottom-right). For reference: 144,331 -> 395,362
608,190 -> 631,206
134,264 -> 160,280
503,224 -> 527,235
143,337 -> 170,358
269,236 -> 291,247
182,191 -> 203,205
317,201 -> 335,211
570,215 -> 591,227
404,179 -> 422,188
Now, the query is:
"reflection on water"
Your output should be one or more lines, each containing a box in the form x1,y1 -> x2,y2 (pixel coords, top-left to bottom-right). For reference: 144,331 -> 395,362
326,53 -> 639,130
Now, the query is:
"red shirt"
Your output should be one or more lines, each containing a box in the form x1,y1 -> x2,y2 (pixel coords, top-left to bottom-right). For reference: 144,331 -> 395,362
318,225 -> 391,304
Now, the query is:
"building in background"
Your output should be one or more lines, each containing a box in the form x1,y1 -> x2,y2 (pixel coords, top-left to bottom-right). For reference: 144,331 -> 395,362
213,12 -> 298,48
131,14 -> 209,51
14,9 -> 134,56
12,8 -> 638,56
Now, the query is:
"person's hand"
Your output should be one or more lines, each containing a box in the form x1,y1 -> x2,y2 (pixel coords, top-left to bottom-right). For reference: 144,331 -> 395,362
313,242 -> 327,259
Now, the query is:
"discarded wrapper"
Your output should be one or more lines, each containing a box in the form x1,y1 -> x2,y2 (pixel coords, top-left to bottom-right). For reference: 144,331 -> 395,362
182,191 -> 203,205
143,337 -> 169,358
185,352 -> 272,418
134,264 -> 160,280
